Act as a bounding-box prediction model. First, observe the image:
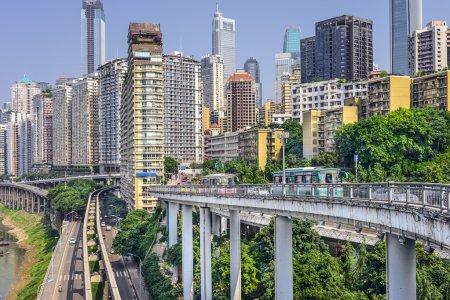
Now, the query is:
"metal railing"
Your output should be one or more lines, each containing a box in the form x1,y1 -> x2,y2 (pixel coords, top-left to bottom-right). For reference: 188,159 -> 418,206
149,182 -> 450,213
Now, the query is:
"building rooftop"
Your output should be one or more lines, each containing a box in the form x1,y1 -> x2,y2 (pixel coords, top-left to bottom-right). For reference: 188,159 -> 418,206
18,75 -> 32,84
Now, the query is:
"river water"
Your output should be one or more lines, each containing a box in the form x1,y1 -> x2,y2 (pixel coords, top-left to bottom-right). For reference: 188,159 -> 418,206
0,218 -> 25,300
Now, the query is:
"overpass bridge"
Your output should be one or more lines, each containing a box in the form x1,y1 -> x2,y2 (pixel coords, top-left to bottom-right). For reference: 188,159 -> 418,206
150,182 -> 450,300
0,182 -> 49,214
20,174 -> 121,188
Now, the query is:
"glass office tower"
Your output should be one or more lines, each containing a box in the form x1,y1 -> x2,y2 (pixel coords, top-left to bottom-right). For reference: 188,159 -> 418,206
390,0 -> 422,75
283,27 -> 301,62
81,0 -> 106,75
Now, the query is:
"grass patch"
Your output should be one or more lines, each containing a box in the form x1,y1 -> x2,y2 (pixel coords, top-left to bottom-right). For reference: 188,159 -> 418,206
89,260 -> 100,273
0,205 -> 58,300
91,282 -> 104,300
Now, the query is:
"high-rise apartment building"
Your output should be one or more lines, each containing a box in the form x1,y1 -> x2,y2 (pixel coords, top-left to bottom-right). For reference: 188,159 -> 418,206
212,5 -> 236,82
0,125 -> 7,175
363,75 -> 411,118
31,92 -> 53,167
98,59 -> 127,173
303,106 -> 359,158
292,79 -> 368,124
71,74 -> 99,169
226,71 -> 257,132
6,112 -> 31,176
315,15 -> 373,81
163,52 -> 202,164
6,117 -> 19,176
390,0 -> 422,75
121,23 -> 164,211
18,117 -> 32,176
301,37 -> 316,83
11,75 -> 41,117
52,84 -> 73,167
81,0 -> 106,75
210,109 -> 227,134
201,55 -> 224,111
275,53 -> 294,103
411,70 -> 450,111
409,21 -> 448,76
262,101 -> 283,126
282,71 -> 300,115
283,26 -> 301,62
244,57 -> 262,107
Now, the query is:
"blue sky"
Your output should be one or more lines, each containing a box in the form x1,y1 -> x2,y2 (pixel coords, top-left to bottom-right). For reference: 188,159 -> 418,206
1,0 -> 450,103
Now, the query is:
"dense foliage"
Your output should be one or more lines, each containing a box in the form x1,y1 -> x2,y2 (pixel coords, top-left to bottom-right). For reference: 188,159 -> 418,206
336,108 -> 450,182
164,156 -> 179,176
47,179 -> 100,213
202,159 -> 267,184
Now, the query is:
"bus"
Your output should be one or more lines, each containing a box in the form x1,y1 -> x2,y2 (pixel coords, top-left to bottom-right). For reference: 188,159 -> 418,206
273,167 -> 348,197
200,174 -> 238,186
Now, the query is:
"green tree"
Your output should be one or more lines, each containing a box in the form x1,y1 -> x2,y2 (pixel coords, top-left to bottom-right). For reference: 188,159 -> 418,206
164,156 -> 179,175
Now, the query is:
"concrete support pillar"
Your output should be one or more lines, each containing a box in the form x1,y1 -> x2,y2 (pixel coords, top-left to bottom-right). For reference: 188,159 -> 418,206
200,208 -> 212,300
229,210 -> 241,300
221,216 -> 228,236
168,202 -> 179,283
182,205 -> 194,299
168,202 -> 178,248
211,213 -> 220,237
275,216 -> 293,299
386,233 -> 416,300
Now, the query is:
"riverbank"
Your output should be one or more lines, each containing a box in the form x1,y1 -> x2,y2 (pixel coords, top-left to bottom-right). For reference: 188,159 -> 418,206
0,205 -> 58,300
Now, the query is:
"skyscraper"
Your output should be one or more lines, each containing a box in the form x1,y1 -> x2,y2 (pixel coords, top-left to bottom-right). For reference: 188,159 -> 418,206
390,0 -> 422,75
226,70 -> 257,132
409,21 -> 448,76
71,74 -> 99,169
0,124 -> 6,175
163,52 -> 202,164
275,53 -> 294,103
121,23 -> 164,211
212,4 -> 236,82
315,15 -> 373,81
31,92 -> 53,168
11,75 -> 41,117
283,26 -> 301,62
52,83 -> 73,167
98,59 -> 127,174
244,57 -> 262,107
301,37 -> 316,83
201,55 -> 224,111
81,0 -> 106,75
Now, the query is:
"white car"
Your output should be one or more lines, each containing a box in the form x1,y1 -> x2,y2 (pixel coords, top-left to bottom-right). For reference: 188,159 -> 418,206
69,238 -> 76,245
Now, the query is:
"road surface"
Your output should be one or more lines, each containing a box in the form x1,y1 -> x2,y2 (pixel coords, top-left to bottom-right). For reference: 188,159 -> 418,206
40,220 -> 84,300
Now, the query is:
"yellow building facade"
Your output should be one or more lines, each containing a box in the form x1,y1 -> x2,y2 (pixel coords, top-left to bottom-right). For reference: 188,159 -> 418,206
411,70 -> 450,111
238,128 -> 283,170
362,76 -> 411,119
303,106 -> 358,158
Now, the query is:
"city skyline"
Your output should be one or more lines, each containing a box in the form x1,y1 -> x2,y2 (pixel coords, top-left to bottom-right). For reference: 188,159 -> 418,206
1,0 -> 450,103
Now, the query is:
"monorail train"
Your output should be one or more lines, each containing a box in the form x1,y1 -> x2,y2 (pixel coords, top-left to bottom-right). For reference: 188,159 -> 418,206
273,167 -> 348,197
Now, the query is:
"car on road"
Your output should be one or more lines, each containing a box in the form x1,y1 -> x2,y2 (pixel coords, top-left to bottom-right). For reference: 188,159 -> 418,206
101,222 -> 106,227
106,225 -> 111,231
110,248 -> 115,254
69,238 -> 76,245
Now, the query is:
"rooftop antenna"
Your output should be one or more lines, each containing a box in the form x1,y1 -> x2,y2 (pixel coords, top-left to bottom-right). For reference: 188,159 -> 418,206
216,0 -> 219,12
180,38 -> 183,55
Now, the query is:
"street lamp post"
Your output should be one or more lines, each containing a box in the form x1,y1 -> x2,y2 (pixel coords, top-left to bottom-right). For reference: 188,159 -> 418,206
278,132 -> 290,194
127,253 -> 142,299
